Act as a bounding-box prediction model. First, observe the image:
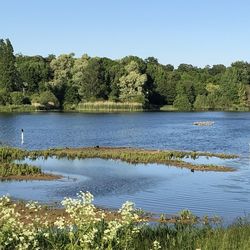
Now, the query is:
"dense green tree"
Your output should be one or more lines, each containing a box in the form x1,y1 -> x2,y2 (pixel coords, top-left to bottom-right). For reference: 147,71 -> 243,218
64,85 -> 80,105
173,94 -> 192,111
193,95 -> 208,110
0,39 -> 19,91
0,37 -> 250,111
16,55 -> 50,93
118,61 -> 147,103
73,58 -> 108,101
49,53 -> 75,104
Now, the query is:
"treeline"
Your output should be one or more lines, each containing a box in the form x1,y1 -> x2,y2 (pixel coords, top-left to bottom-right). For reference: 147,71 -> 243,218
0,38 -> 250,111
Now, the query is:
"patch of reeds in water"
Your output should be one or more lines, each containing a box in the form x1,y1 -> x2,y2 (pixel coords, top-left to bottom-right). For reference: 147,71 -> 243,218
0,163 -> 41,178
0,147 -> 58,179
77,101 -> 144,111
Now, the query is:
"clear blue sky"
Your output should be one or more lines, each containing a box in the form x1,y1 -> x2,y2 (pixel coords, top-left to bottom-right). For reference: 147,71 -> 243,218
1,0 -> 250,67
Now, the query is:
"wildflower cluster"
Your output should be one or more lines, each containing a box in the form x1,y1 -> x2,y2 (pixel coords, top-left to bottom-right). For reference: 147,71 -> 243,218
0,192 -> 144,249
0,196 -> 40,249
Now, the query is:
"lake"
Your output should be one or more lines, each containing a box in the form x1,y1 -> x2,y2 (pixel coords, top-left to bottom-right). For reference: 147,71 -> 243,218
0,111 -> 250,222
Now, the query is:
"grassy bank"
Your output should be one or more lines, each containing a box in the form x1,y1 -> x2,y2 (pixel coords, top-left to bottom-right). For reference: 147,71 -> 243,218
0,193 -> 249,250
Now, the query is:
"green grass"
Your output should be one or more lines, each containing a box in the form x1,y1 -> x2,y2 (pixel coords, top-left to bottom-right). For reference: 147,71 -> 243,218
133,220 -> 250,250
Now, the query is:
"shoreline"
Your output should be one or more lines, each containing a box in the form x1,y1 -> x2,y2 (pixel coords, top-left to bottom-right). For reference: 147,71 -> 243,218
0,104 -> 250,113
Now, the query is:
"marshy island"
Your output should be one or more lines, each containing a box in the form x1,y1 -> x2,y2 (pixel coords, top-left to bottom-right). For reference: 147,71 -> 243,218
0,146 -> 238,181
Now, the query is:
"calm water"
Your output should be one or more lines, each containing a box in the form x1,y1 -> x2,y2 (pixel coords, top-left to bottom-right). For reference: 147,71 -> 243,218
0,112 -> 250,221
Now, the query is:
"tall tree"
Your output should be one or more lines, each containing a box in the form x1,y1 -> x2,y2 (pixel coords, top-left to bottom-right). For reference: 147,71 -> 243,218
49,53 -> 75,104
118,61 -> 147,103
0,39 -> 19,91
72,58 -> 108,101
16,55 -> 50,93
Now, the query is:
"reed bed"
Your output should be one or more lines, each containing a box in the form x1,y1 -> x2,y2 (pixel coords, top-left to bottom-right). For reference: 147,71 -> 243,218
0,105 -> 36,112
0,163 -> 41,177
0,147 -> 59,180
77,101 -> 144,111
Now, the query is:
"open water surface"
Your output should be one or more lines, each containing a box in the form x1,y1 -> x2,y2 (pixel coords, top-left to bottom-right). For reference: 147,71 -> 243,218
0,112 -> 250,221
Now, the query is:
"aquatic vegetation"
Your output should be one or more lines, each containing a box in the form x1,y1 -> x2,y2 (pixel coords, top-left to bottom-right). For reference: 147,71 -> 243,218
0,147 -> 27,162
0,163 -> 41,177
77,101 -> 144,112
0,193 -> 249,250
0,147 -> 59,180
0,146 -> 238,180
30,147 -> 237,172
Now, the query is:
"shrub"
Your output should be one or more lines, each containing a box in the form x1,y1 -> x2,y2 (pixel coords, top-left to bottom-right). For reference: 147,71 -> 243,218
32,91 -> 59,108
10,92 -> 31,105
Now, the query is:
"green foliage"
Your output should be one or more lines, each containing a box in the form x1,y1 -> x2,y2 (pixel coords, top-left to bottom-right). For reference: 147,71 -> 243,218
31,91 -> 59,108
173,94 -> 192,111
193,95 -> 209,110
1,38 -> 250,111
10,91 -> 30,105
118,61 -> 147,103
0,39 -> 19,91
63,85 -> 80,105
0,88 -> 11,105
73,58 -> 108,101
16,55 -> 51,93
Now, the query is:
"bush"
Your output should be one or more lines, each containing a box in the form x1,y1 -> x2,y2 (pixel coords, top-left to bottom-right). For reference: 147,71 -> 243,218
10,92 -> 31,105
32,91 -> 59,108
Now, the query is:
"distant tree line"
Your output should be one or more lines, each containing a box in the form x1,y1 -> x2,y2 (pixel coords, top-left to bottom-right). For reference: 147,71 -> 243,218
0,38 -> 249,110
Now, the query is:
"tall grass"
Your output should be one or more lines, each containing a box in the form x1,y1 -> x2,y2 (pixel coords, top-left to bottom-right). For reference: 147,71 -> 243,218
0,105 -> 36,112
77,101 -> 144,112
0,147 -> 27,162
0,147 -> 49,179
0,163 -> 41,177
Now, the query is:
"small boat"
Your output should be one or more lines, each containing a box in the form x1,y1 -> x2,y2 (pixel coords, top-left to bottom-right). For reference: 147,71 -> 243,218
193,121 -> 215,126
